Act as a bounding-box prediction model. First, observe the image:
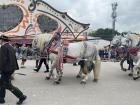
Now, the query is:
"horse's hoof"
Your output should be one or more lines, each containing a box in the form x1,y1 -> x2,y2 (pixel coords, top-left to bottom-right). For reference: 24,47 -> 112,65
58,78 -> 61,81
21,66 -> 26,68
54,81 -> 60,84
73,63 -> 77,66
93,79 -> 98,82
133,77 -> 139,80
122,69 -> 127,72
80,81 -> 86,85
76,75 -> 81,78
11,76 -> 15,80
33,68 -> 37,70
128,73 -> 133,76
45,77 -> 50,80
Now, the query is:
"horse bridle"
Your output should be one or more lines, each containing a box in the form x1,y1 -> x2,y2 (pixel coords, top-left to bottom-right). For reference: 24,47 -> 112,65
44,32 -> 61,53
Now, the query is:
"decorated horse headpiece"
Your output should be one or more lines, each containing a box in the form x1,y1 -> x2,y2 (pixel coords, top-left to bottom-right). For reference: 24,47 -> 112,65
54,32 -> 61,41
45,32 -> 62,53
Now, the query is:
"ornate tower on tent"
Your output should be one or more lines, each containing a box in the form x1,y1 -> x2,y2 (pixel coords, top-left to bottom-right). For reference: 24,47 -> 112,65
111,2 -> 118,36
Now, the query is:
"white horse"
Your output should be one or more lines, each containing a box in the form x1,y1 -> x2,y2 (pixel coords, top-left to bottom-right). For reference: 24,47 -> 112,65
111,35 -> 132,71
32,33 -> 101,84
121,33 -> 140,80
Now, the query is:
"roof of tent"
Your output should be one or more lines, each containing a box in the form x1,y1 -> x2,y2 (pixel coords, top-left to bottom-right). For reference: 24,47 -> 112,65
0,0 -> 90,40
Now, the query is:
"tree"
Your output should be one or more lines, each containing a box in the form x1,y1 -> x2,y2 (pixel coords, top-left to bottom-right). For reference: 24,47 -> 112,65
88,28 -> 120,41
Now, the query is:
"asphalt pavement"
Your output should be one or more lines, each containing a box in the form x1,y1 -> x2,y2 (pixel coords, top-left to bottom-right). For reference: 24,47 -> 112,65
3,60 -> 140,105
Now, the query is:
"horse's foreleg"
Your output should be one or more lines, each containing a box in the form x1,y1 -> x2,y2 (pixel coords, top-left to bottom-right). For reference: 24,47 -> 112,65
54,69 -> 63,84
81,73 -> 88,84
56,70 -> 63,81
120,57 -> 127,71
81,66 -> 88,84
46,69 -> 53,80
133,66 -> 139,80
133,60 -> 140,80
11,73 -> 15,80
93,55 -> 101,82
46,62 -> 55,80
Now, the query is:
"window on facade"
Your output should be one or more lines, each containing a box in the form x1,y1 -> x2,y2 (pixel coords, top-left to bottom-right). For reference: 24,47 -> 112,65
0,4 -> 23,32
37,15 -> 58,33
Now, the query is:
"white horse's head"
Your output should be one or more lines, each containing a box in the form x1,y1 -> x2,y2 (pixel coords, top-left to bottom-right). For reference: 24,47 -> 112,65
32,32 -> 62,52
111,35 -> 122,48
120,35 -> 131,47
32,33 -> 53,51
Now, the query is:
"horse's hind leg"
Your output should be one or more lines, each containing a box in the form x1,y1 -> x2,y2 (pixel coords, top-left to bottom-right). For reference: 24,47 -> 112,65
11,73 -> 15,80
57,70 -> 63,81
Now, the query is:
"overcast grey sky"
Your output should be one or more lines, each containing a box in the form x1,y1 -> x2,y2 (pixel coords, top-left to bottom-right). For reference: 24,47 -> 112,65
44,0 -> 140,33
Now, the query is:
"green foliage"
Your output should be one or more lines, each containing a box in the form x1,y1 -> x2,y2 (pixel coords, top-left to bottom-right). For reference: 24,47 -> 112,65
88,28 -> 120,41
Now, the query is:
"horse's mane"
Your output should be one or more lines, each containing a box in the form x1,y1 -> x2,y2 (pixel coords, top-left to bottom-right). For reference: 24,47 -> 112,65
129,34 -> 140,41
32,33 -> 53,51
127,34 -> 140,46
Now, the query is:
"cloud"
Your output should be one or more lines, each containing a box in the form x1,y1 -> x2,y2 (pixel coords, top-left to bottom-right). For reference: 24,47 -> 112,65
44,0 -> 140,33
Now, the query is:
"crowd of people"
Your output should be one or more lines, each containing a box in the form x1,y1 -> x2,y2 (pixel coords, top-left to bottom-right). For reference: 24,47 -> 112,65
12,43 -> 49,71
13,43 -> 117,65
13,44 -> 33,60
98,47 -> 116,61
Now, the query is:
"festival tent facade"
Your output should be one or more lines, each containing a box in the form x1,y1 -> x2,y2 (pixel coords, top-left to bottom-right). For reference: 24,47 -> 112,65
0,0 -> 90,44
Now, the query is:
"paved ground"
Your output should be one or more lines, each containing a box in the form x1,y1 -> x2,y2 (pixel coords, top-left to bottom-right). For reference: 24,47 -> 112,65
3,60 -> 140,105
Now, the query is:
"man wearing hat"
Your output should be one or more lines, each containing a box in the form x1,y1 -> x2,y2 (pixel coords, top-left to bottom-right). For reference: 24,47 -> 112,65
0,35 -> 27,104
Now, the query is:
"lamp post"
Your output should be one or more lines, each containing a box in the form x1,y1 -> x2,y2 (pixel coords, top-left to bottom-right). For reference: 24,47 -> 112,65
111,2 -> 118,37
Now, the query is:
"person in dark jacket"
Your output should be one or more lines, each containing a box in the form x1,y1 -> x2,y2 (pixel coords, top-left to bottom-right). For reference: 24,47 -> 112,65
0,35 -> 27,105
34,49 -> 49,73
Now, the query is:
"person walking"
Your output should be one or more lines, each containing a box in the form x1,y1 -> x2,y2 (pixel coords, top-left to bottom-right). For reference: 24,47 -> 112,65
20,44 -> 27,68
33,48 -> 40,69
34,49 -> 49,73
0,35 -> 27,104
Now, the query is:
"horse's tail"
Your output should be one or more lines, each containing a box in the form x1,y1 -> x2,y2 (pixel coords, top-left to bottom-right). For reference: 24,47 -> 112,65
93,49 -> 101,81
